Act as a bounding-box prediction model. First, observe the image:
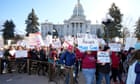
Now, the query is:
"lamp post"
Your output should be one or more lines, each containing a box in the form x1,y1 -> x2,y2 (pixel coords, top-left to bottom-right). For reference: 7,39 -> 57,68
52,29 -> 56,38
52,28 -> 58,38
86,29 -> 90,34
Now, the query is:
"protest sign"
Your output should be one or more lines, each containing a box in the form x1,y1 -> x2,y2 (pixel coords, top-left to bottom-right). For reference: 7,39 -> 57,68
135,43 -> 140,50
97,51 -> 110,63
0,37 -> 4,48
44,35 -> 52,46
27,33 -> 44,47
15,50 -> 28,58
17,40 -> 27,47
109,43 -> 121,52
0,51 -> 3,58
98,38 -> 106,46
124,37 -> 137,50
52,38 -> 61,48
63,41 -> 70,48
77,33 -> 99,52
64,35 -> 75,46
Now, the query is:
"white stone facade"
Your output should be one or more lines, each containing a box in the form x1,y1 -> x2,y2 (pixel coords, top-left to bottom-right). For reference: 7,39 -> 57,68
41,0 -> 104,39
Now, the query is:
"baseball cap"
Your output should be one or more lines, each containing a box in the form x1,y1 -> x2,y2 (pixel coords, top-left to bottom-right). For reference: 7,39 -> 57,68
67,45 -> 73,51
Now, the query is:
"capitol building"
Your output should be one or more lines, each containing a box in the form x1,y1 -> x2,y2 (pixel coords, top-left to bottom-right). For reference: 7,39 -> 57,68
41,0 -> 104,39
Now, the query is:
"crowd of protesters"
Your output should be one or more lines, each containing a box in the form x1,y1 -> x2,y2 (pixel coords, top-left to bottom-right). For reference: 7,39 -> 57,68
0,44 -> 140,84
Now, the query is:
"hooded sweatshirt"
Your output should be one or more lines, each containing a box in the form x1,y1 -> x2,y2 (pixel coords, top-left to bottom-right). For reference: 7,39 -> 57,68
82,53 -> 96,69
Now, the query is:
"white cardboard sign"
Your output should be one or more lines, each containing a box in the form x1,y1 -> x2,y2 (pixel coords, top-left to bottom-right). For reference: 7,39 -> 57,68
52,39 -> 61,48
15,50 -> 28,58
27,33 -> 44,47
44,35 -> 53,46
125,37 -> 137,50
109,43 -> 121,52
97,51 -> 110,63
0,51 -> 3,58
77,33 -> 99,52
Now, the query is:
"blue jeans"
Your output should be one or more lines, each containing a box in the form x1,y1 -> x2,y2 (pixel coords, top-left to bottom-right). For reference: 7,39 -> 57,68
65,71 -> 70,84
97,72 -> 110,84
65,68 -> 74,84
82,68 -> 96,84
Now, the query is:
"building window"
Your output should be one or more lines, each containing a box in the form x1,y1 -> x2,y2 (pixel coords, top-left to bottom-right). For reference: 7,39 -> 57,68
76,23 -> 78,28
67,25 -> 69,28
72,23 -> 74,28
80,23 -> 82,28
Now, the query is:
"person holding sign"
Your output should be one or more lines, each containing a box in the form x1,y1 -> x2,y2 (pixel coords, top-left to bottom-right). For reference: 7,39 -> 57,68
81,50 -> 97,84
76,50 -> 97,84
16,46 -> 27,73
6,46 -> 16,73
97,46 -> 111,84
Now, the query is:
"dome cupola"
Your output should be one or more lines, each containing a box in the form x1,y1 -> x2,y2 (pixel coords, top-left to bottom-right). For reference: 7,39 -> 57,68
73,0 -> 84,17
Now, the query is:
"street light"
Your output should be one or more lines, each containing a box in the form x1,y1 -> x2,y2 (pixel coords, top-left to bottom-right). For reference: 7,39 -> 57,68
86,29 -> 90,34
52,28 -> 58,38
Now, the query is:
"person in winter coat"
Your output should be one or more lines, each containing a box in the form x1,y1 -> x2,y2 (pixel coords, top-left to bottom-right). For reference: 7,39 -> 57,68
7,46 -> 16,73
59,45 -> 76,84
48,48 -> 58,82
125,47 -> 135,72
38,46 -> 47,75
135,61 -> 140,84
126,49 -> 140,84
96,46 -> 111,84
80,50 -> 97,84
110,52 -> 124,84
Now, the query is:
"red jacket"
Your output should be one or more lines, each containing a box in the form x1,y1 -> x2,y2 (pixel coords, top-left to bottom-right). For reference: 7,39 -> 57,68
75,48 -> 97,68
82,53 -> 96,69
111,52 -> 120,69
75,48 -> 83,61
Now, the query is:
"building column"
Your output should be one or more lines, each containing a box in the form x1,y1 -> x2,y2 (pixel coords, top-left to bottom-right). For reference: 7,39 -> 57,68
83,24 -> 86,33
70,24 -> 72,35
78,23 -> 80,33
74,23 -> 76,36
64,24 -> 67,36
75,23 -> 78,36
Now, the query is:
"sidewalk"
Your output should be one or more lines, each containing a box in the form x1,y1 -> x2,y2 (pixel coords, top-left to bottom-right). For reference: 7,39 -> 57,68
0,72 -> 127,84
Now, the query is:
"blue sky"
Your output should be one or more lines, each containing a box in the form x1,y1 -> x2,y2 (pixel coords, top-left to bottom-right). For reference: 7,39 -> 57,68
0,0 -> 140,34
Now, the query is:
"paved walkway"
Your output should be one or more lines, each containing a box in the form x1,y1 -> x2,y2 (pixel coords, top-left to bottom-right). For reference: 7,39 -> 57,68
0,71 -> 127,84
0,72 -> 86,84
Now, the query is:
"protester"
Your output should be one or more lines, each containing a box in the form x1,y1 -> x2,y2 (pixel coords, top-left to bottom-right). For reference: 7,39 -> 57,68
74,45 -> 82,83
48,48 -> 58,81
110,52 -> 124,84
96,46 -> 104,81
80,50 -> 97,84
125,47 -> 135,72
135,62 -> 140,84
120,50 -> 127,74
59,45 -> 76,84
0,47 -> 5,74
96,46 -> 111,84
127,47 -> 135,62
7,46 -> 16,73
126,49 -> 140,84
16,46 -> 27,73
38,46 -> 47,75
30,46 -> 40,60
